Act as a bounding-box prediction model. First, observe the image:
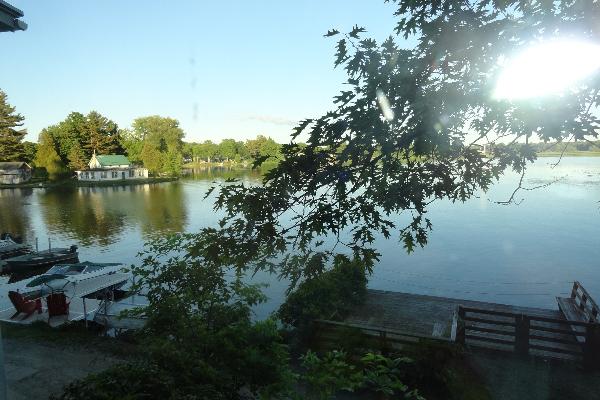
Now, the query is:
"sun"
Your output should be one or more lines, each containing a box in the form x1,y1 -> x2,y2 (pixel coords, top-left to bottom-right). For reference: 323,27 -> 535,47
494,39 -> 600,100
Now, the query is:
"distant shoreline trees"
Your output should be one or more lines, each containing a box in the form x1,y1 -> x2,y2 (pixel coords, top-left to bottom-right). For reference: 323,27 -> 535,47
183,135 -> 283,166
28,105 -> 284,179
120,116 -> 185,176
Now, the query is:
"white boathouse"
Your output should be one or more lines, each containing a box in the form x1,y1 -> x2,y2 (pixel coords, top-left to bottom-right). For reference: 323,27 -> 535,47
76,154 -> 148,182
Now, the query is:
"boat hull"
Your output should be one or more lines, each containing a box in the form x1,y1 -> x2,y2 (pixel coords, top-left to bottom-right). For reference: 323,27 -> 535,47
0,246 -> 30,260
2,249 -> 79,274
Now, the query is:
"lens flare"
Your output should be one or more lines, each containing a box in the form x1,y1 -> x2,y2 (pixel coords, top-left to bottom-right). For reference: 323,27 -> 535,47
494,39 -> 600,100
376,89 -> 395,121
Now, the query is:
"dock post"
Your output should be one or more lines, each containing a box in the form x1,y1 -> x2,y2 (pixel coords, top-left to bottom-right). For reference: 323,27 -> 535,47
455,306 -> 466,345
83,298 -> 88,328
583,323 -> 600,371
515,314 -> 530,356
378,330 -> 389,353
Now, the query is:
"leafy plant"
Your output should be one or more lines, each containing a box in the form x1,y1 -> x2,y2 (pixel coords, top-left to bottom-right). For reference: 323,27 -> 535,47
121,234 -> 295,399
300,350 -> 365,399
300,350 -> 423,400
277,254 -> 367,329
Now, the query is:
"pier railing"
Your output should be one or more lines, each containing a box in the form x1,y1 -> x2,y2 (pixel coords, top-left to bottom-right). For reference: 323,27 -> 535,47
313,319 -> 451,351
454,305 -> 600,370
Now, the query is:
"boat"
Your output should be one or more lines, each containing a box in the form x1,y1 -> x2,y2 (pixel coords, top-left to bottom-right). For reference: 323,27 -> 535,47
0,233 -> 30,259
21,261 -> 126,298
2,244 -> 79,274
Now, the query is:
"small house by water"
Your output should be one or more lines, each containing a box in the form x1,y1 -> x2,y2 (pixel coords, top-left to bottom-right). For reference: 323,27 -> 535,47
0,162 -> 32,184
76,154 -> 148,182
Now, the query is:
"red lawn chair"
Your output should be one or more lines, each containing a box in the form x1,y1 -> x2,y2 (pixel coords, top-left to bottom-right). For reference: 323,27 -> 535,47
8,291 -> 42,320
46,292 -> 70,319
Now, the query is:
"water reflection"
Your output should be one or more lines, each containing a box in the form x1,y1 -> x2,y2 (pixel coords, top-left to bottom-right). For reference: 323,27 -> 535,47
138,183 -> 187,238
183,166 -> 263,182
0,188 -> 34,241
39,183 -> 187,245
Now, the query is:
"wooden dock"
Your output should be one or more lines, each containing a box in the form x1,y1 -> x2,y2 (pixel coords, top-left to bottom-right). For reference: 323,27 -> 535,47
343,289 -> 564,338
329,287 -> 600,368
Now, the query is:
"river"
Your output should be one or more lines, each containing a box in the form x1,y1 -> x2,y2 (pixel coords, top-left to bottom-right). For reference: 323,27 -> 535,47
1,157 -> 599,318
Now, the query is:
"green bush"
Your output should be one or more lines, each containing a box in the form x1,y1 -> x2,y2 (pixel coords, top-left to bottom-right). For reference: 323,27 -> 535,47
300,350 -> 423,400
52,362 -> 228,400
400,341 -> 490,400
277,254 -> 368,328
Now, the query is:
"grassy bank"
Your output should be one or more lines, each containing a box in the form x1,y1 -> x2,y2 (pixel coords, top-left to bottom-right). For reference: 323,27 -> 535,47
75,176 -> 177,187
0,178 -> 71,189
1,321 -> 138,357
537,151 -> 600,157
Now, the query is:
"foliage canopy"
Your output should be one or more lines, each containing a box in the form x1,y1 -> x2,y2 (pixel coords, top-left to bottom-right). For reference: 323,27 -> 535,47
38,111 -> 122,171
192,0 -> 600,285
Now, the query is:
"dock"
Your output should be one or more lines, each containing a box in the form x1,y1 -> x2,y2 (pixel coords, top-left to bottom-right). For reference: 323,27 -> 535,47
93,294 -> 148,331
343,289 -> 565,337
0,272 -> 132,328
316,283 -> 600,370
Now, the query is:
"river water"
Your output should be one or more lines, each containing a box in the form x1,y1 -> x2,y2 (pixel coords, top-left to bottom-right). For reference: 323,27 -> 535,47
1,157 -> 599,318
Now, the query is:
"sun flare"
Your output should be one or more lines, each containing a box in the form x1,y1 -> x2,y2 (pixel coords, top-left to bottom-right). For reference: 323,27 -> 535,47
494,39 -> 600,100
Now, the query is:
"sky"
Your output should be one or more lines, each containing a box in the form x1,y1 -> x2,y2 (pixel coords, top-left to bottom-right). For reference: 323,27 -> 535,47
1,1 -> 399,144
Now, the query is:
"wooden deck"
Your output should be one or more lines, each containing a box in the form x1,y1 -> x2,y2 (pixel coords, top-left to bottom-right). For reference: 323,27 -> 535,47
340,289 -> 598,363
344,289 -> 564,337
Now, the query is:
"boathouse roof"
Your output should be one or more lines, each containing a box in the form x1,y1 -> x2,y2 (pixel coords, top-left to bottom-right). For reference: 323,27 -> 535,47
95,155 -> 131,167
0,162 -> 31,173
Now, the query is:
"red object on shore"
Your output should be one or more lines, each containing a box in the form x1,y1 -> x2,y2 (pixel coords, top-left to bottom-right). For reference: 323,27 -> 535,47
8,291 -> 42,320
46,293 -> 70,318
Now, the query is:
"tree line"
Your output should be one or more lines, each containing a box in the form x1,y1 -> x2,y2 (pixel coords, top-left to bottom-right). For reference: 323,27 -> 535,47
182,135 -> 282,165
0,89 -> 284,179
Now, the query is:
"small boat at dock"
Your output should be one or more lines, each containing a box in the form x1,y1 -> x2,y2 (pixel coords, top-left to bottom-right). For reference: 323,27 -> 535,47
0,233 -> 30,259
2,244 -> 79,274
21,261 -> 126,298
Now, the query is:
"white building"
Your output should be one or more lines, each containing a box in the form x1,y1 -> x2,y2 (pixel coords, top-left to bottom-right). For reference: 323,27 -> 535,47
76,154 -> 148,182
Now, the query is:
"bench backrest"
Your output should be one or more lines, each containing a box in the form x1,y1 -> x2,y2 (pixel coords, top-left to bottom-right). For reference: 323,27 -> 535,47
571,281 -> 599,323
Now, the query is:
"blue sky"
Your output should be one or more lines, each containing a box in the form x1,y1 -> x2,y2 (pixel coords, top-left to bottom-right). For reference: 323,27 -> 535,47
1,1 -> 399,143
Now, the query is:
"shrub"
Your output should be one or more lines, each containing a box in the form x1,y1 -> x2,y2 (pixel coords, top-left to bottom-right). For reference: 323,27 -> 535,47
300,350 -> 423,400
277,254 -> 368,328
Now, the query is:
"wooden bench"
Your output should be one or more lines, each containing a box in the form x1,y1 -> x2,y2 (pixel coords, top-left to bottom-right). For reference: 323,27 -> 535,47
557,281 -> 599,344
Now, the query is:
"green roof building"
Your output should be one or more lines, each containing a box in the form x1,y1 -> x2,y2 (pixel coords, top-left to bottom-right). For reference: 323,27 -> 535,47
76,154 -> 148,182
89,154 -> 131,169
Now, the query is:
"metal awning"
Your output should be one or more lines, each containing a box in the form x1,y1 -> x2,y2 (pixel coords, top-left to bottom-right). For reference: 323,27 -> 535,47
0,0 -> 27,32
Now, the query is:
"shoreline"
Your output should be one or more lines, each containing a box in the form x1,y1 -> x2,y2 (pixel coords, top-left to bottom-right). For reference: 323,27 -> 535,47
0,176 -> 178,190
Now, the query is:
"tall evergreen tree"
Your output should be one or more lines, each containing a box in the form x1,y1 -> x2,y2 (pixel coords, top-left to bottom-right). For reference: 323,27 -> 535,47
84,111 -> 121,156
0,89 -> 26,161
21,141 -> 38,165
